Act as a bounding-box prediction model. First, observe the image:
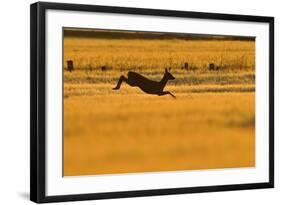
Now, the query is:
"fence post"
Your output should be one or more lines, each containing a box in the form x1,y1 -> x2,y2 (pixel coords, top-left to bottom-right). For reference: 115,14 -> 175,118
67,60 -> 74,72
184,62 -> 189,70
209,63 -> 215,71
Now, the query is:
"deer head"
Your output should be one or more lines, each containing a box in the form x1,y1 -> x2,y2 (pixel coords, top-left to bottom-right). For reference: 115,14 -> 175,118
165,68 -> 175,80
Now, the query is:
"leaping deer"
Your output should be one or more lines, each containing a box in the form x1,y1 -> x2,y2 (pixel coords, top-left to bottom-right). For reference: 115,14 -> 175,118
113,68 -> 176,98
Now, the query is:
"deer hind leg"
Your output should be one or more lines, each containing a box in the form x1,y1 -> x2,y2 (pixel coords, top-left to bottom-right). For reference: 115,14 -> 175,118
113,75 -> 128,90
159,91 -> 176,99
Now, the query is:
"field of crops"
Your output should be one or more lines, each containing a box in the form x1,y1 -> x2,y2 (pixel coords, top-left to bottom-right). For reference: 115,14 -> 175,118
63,31 -> 255,176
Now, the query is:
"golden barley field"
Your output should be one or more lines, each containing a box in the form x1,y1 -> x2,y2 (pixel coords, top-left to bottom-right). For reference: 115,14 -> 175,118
63,30 -> 255,176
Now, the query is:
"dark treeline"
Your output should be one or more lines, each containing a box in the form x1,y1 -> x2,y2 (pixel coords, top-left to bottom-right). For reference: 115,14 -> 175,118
64,28 -> 255,41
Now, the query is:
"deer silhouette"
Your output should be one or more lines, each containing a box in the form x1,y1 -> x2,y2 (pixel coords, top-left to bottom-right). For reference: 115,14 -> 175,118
113,68 -> 176,98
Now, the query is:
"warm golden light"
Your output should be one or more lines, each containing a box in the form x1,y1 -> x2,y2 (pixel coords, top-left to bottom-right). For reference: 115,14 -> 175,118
63,29 -> 255,176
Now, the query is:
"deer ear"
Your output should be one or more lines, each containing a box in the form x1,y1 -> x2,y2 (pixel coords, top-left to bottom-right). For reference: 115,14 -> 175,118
165,68 -> 168,72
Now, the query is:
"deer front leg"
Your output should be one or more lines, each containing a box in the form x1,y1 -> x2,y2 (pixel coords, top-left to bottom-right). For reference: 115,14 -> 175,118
158,91 -> 176,99
113,75 -> 128,90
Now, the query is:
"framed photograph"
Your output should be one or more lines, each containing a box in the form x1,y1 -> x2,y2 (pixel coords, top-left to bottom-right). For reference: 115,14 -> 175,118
30,2 -> 274,203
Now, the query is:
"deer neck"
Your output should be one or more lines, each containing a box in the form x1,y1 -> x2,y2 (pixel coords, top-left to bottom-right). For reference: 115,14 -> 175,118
159,74 -> 169,90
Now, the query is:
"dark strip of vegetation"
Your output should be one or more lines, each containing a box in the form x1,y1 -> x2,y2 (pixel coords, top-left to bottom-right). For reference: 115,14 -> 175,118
64,29 -> 255,41
64,73 -> 255,85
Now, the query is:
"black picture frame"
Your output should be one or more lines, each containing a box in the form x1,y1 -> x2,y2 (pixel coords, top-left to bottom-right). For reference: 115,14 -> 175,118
30,1 -> 274,203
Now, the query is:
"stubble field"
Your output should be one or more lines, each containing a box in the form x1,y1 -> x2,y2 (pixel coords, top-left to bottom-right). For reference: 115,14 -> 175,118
63,35 -> 255,176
